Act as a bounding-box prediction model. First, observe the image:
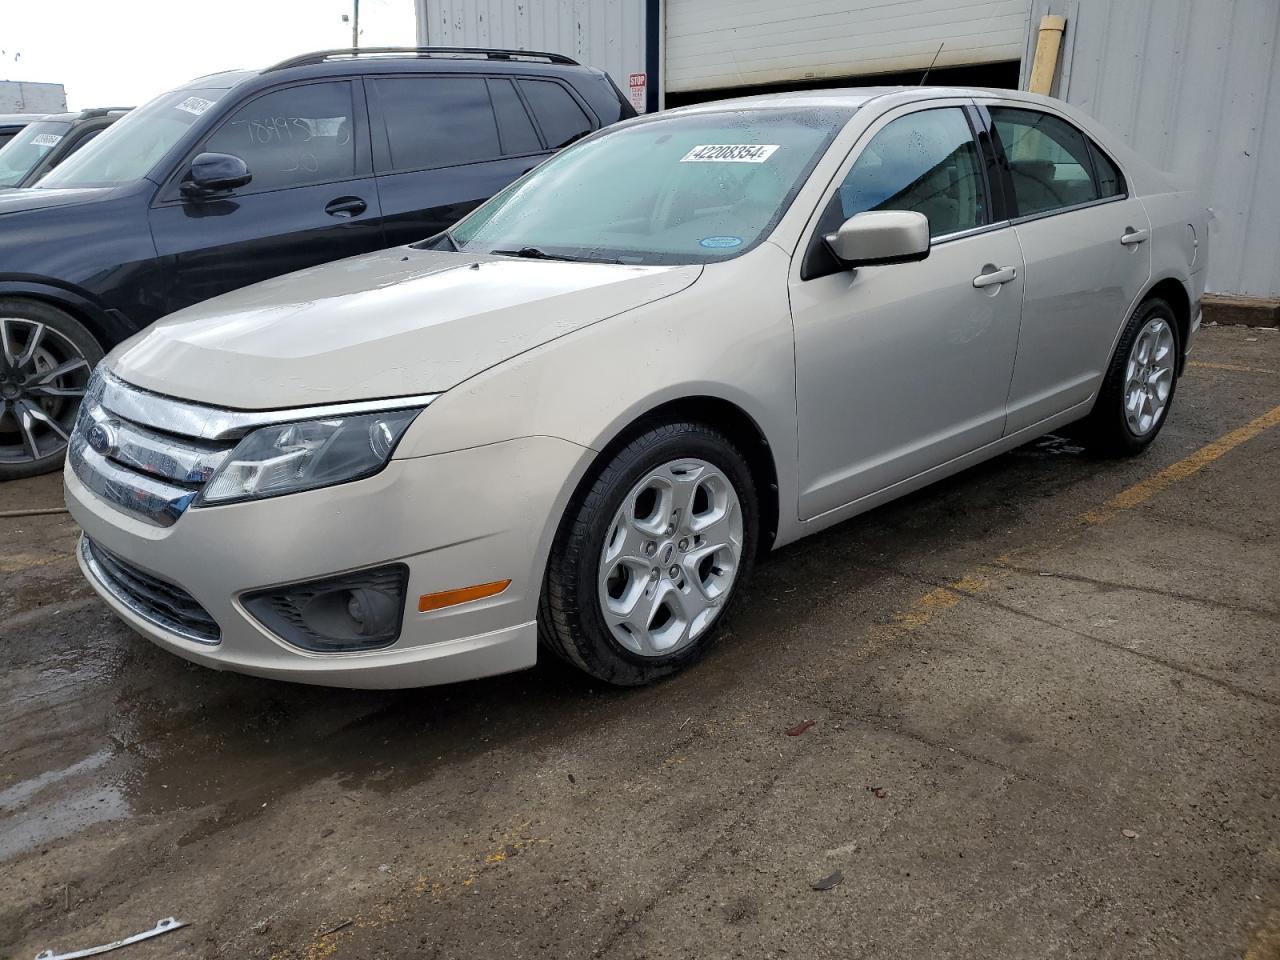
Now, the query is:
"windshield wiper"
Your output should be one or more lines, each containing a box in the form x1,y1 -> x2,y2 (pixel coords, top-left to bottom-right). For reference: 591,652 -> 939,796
489,246 -> 621,264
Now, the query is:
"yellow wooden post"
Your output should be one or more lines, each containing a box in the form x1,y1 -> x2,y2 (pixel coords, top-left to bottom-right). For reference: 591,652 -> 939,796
1028,15 -> 1067,95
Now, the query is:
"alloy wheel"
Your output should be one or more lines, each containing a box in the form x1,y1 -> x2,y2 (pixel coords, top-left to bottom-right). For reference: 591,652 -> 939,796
1123,315 -> 1175,437
0,317 -> 93,465
597,458 -> 744,657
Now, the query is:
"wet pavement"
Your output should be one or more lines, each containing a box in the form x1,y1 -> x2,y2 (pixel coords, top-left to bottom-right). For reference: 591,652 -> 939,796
2,325 -> 1278,960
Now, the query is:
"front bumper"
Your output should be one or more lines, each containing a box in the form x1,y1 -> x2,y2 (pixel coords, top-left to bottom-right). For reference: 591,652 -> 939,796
66,436 -> 591,689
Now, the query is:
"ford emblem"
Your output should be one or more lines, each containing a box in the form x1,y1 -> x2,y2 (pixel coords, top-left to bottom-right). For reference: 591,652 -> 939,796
86,421 -> 118,457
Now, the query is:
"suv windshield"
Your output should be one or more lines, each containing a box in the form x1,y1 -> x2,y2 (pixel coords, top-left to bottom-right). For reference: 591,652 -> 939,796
0,120 -> 72,187
451,108 -> 850,265
39,88 -> 225,189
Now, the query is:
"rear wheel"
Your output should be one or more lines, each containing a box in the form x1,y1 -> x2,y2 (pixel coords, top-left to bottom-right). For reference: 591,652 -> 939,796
1076,297 -> 1179,457
0,299 -> 101,480
540,422 -> 758,686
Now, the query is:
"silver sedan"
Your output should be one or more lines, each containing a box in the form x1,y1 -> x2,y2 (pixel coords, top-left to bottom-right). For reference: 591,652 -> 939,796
66,87 -> 1208,688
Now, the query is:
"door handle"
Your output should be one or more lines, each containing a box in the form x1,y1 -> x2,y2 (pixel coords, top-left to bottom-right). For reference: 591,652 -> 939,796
325,196 -> 368,218
1120,227 -> 1150,245
972,265 -> 1017,288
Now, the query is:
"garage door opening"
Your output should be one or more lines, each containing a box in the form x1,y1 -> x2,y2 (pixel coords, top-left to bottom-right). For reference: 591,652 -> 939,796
665,60 -> 1020,109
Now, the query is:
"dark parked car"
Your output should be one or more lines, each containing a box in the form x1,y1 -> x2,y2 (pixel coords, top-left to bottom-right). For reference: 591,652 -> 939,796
0,47 -> 633,479
0,108 -> 130,189
0,114 -> 33,149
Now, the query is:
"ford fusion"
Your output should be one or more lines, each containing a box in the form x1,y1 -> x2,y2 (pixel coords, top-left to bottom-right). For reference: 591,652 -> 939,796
64,87 -> 1208,688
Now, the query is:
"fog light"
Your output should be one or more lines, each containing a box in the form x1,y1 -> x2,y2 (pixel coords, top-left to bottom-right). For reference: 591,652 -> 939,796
242,564 -> 409,652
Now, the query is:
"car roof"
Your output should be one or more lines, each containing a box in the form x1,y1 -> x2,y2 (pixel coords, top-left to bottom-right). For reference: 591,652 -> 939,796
27,108 -> 131,123
0,113 -> 35,125
663,85 -> 1071,115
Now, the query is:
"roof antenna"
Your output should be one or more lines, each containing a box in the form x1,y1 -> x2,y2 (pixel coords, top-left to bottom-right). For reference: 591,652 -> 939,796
919,42 -> 944,85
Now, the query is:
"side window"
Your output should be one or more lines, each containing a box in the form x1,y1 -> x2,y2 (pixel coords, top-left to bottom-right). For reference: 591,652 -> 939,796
488,78 -> 542,155
989,107 -> 1106,216
0,132 -> 17,149
1089,141 -> 1125,198
204,82 -> 355,193
517,79 -> 593,150
373,76 -> 500,171
835,107 -> 988,239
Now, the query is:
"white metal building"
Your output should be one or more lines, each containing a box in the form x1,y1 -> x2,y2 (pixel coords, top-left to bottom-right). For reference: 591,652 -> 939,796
415,0 -> 1280,301
0,80 -> 67,114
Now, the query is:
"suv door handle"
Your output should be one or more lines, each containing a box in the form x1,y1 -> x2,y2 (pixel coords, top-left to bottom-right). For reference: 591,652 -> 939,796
325,196 -> 368,218
972,265 -> 1017,288
1120,227 -> 1150,245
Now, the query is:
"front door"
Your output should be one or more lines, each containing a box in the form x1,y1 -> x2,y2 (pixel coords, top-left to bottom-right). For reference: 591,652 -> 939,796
149,79 -> 384,314
981,103 -> 1153,433
790,103 -> 1025,520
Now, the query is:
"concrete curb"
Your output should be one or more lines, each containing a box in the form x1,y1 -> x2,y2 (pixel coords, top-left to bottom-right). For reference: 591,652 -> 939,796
1202,294 -> 1280,328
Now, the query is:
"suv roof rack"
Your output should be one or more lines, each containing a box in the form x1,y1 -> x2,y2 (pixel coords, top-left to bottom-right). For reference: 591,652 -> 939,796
78,107 -> 132,119
266,47 -> 579,72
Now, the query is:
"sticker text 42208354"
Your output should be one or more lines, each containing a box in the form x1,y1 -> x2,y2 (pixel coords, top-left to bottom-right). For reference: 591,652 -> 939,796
680,144 -> 780,163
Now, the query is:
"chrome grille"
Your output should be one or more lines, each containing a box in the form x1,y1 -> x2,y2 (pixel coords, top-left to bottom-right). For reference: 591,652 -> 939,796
69,371 -> 236,527
82,536 -> 221,644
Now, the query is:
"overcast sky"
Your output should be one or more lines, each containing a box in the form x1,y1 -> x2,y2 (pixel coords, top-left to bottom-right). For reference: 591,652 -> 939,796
2,0 -> 416,110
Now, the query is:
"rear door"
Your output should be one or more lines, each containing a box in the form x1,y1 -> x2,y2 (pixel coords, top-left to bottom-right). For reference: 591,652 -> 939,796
149,79 -> 384,313
368,74 -> 555,246
979,102 -> 1152,433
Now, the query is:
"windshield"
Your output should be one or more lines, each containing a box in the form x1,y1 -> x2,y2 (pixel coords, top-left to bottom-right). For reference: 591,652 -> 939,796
39,89 -> 224,189
450,108 -> 851,265
0,120 -> 72,187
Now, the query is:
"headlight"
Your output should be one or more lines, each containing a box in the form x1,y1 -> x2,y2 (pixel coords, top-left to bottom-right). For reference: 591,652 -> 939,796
197,408 -> 421,505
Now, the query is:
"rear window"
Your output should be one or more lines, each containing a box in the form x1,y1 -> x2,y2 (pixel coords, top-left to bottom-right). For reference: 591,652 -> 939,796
517,79 -> 593,149
489,78 -> 541,155
374,76 -> 501,171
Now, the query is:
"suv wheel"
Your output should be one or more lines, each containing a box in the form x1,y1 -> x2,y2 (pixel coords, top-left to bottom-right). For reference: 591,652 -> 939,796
540,422 -> 758,686
0,299 -> 101,481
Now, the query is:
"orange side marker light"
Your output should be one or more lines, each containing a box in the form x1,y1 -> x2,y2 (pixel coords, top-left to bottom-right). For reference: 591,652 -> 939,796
418,579 -> 511,613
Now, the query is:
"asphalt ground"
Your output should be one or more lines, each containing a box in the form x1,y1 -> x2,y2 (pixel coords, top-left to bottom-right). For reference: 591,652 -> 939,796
2,324 -> 1278,960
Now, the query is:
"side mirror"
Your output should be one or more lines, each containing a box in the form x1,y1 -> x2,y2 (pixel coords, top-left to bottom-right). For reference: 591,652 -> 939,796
824,210 -> 930,267
181,152 -> 251,198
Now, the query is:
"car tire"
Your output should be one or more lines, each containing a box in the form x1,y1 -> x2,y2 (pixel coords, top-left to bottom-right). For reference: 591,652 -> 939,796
539,422 -> 758,686
0,298 -> 102,481
1075,296 -> 1181,457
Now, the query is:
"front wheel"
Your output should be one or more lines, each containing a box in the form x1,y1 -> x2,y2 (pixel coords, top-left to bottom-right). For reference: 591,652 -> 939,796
0,299 -> 102,481
1076,297 -> 1180,457
539,422 -> 758,686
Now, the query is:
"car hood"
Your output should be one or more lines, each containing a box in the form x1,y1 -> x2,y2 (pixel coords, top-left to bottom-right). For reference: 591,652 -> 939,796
0,185 -> 115,214
108,246 -> 702,408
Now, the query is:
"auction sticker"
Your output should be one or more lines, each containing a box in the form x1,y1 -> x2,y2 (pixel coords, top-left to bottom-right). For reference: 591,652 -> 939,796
681,144 -> 779,163
31,133 -> 63,147
176,96 -> 215,116
699,236 -> 743,248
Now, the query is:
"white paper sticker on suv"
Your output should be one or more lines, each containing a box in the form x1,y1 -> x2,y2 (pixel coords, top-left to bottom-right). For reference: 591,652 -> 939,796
176,96 -> 215,116
31,133 -> 64,147
680,144 -> 780,163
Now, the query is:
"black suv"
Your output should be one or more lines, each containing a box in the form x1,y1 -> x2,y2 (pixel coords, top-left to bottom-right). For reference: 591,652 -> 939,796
0,108 -> 130,190
0,47 -> 633,478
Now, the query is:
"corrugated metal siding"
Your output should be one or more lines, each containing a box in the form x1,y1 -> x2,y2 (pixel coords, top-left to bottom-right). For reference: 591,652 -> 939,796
665,0 -> 1030,93
1024,0 -> 1280,297
418,0 -> 647,105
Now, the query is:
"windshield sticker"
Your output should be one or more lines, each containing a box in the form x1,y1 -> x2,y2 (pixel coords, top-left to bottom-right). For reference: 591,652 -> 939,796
681,144 -> 780,163
176,96 -> 215,116
699,236 -> 743,249
31,133 -> 64,147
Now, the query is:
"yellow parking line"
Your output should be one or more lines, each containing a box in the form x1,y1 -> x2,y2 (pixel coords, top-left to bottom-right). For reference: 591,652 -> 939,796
1081,404 -> 1280,524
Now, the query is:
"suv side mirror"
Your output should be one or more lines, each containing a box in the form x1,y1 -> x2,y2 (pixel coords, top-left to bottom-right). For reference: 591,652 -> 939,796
182,152 -> 252,198
824,210 -> 930,267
